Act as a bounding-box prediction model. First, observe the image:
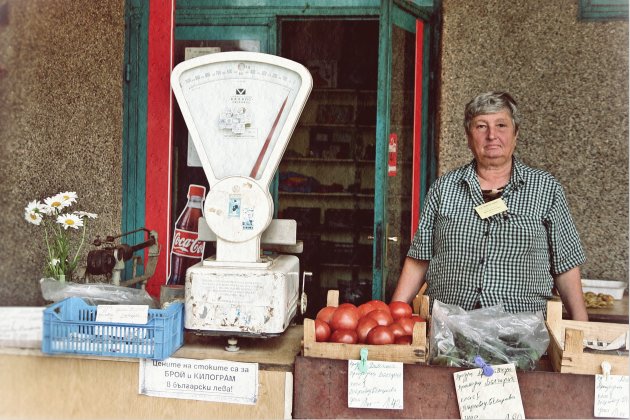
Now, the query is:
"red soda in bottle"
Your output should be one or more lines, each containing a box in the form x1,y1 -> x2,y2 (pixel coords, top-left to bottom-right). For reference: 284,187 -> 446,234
167,184 -> 206,286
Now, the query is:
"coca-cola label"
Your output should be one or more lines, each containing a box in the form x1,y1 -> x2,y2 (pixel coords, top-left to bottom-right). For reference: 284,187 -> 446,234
171,228 -> 204,258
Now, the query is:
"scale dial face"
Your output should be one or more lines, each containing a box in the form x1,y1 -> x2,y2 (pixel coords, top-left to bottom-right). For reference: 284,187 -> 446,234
171,52 -> 312,186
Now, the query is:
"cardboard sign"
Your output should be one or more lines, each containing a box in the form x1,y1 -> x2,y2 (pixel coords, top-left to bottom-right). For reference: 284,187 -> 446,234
453,363 -> 525,420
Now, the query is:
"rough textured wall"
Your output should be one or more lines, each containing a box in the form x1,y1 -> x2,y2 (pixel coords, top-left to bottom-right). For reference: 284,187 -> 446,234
438,0 -> 629,284
0,0 -> 125,305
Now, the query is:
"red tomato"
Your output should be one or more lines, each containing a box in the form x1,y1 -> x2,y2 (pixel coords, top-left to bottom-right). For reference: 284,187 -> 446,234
330,328 -> 358,344
316,306 -> 337,325
366,309 -> 394,326
389,322 -> 406,338
314,319 -> 331,342
330,306 -> 360,331
367,325 -> 395,345
411,315 -> 426,323
356,317 -> 378,343
368,300 -> 390,313
357,302 -> 376,318
337,303 -> 357,311
395,335 -> 412,345
398,317 -> 417,335
389,301 -> 413,320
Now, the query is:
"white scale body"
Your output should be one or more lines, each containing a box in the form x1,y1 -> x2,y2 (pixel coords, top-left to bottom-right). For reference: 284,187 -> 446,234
170,52 -> 312,335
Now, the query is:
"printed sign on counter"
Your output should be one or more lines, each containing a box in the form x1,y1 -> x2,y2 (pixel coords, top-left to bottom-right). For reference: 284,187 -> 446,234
139,357 -> 259,405
453,363 -> 525,420
347,360 -> 403,410
594,373 -> 629,418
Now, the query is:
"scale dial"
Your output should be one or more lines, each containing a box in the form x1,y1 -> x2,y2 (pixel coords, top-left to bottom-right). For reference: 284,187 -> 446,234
171,52 -> 312,187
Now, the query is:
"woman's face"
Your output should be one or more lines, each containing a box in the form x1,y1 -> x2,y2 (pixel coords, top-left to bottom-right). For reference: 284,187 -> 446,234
467,109 -> 518,167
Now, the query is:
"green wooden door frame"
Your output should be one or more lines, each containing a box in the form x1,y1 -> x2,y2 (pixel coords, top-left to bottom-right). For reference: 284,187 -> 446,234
122,0 -> 439,290
372,0 -> 439,300
121,0 -> 149,279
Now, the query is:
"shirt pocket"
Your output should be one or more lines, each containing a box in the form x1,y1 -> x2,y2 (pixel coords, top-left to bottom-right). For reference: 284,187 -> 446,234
498,212 -> 548,255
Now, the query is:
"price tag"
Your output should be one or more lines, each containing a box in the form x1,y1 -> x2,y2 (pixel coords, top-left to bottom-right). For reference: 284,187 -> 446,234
594,373 -> 629,418
139,357 -> 259,405
347,360 -> 403,410
453,363 -> 525,420
95,305 -> 149,324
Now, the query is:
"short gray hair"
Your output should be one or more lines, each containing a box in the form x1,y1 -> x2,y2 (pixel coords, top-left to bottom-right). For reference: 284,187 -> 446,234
464,91 -> 520,136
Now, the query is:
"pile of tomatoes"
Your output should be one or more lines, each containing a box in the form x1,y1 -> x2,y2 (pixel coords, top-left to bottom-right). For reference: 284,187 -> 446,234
314,300 -> 425,345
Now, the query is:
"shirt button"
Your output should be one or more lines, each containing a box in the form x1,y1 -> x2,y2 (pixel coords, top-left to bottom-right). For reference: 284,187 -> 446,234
484,231 -> 490,237
479,257 -> 485,264
476,287 -> 482,293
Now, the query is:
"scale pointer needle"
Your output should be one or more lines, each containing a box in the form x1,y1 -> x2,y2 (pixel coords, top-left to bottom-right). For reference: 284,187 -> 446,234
250,95 -> 289,178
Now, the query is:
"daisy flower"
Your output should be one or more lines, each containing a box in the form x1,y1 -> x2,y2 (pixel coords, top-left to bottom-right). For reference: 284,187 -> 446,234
59,191 -> 78,204
24,210 -> 43,225
56,213 -> 83,230
44,194 -> 72,214
25,199 -> 46,214
74,211 -> 98,219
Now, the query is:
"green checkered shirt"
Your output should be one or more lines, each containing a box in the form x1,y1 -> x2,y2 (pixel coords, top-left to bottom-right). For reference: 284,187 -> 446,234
408,157 -> 586,314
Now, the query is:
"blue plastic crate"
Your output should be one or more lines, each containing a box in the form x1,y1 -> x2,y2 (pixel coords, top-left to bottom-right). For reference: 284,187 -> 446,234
42,297 -> 184,360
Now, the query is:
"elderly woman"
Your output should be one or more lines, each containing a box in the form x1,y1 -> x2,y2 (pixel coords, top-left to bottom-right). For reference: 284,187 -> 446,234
391,91 -> 588,320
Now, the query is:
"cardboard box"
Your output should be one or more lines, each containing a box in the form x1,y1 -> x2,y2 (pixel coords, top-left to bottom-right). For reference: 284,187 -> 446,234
302,290 -> 429,364
546,300 -> 629,375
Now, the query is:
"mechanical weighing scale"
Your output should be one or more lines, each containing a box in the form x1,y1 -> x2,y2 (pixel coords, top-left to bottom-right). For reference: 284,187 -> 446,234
170,51 -> 313,338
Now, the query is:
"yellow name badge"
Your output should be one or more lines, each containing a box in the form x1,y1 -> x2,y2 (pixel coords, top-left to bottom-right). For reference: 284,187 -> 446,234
475,198 -> 508,219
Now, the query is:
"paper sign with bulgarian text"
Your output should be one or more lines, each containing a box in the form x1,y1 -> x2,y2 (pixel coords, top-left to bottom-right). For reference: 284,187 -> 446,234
453,363 -> 525,419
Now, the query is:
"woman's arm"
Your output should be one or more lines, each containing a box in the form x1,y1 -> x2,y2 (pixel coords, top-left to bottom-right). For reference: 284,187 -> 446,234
391,257 -> 429,304
554,266 -> 588,321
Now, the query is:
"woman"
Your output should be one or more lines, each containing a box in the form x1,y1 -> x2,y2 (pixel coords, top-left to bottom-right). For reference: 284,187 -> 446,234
391,91 -> 588,320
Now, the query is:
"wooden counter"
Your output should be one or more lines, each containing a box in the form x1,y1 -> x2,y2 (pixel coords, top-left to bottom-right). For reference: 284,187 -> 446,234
583,295 -> 629,324
292,356 -> 598,419
0,326 -> 303,420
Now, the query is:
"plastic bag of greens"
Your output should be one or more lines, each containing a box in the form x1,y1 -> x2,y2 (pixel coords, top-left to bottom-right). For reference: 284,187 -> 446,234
429,300 -> 549,370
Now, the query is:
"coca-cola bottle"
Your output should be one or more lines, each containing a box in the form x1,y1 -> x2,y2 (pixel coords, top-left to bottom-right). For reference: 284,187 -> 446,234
167,184 -> 206,286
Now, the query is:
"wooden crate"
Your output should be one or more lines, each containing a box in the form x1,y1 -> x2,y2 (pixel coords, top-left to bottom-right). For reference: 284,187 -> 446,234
302,290 -> 430,364
546,300 -> 629,375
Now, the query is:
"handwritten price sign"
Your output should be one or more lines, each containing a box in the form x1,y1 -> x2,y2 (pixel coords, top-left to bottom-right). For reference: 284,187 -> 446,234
347,360 -> 403,410
453,363 -> 525,420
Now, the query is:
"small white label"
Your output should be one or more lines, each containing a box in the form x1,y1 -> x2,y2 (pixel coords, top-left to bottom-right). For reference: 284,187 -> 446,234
95,305 -> 149,324
594,374 -> 629,418
474,198 -> 508,219
139,357 -> 259,405
453,363 -> 525,420
347,360 -> 403,410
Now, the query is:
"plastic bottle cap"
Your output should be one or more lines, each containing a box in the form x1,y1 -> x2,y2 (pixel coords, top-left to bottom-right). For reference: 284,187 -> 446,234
188,184 -> 206,198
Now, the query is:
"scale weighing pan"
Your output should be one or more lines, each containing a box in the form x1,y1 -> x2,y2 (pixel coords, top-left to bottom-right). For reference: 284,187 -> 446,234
171,52 -> 312,336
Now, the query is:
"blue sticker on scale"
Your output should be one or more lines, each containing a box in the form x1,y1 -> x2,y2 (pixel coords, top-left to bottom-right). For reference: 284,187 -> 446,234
228,196 -> 241,218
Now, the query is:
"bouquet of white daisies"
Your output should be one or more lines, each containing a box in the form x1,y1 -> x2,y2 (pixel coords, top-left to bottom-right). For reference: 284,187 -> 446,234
24,192 -> 97,282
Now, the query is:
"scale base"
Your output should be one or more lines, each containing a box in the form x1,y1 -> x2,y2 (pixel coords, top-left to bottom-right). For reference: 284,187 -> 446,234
185,254 -> 299,335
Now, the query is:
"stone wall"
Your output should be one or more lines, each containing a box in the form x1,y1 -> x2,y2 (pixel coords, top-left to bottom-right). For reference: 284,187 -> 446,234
0,0 -> 125,305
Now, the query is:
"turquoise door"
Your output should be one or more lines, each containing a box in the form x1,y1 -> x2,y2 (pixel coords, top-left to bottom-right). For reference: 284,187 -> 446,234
373,2 -> 434,301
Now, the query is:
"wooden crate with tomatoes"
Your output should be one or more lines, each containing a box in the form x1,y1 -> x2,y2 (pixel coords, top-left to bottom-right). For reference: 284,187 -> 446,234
302,290 -> 430,364
546,300 -> 629,375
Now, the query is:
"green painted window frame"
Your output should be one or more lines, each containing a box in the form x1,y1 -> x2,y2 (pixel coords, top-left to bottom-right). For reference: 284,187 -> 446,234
579,0 -> 628,20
